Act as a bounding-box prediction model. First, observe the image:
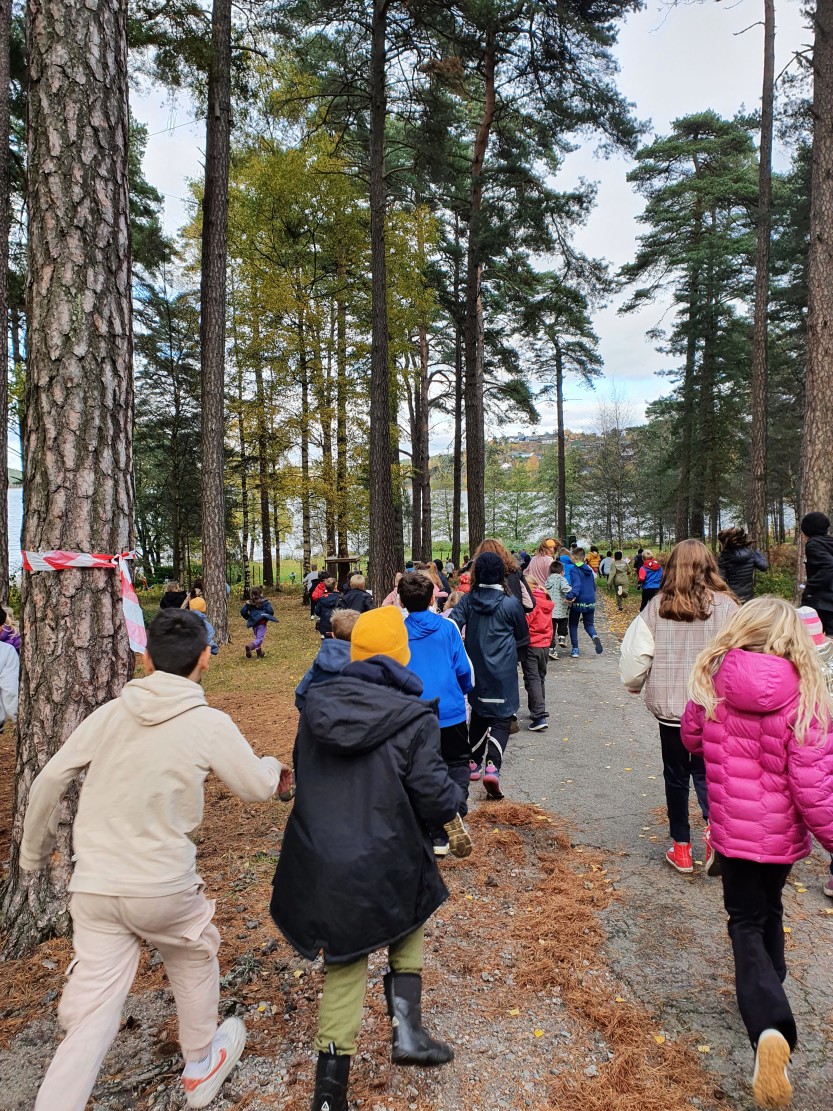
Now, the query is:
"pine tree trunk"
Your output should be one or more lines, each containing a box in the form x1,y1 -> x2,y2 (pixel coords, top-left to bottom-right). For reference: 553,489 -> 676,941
299,315 -> 312,574
800,0 -> 833,580
452,217 -> 463,567
464,36 -> 496,553
555,339 -> 567,542
252,322 -> 273,586
418,321 -> 432,562
367,0 -> 397,599
336,261 -> 349,559
0,0 -> 11,605
749,0 -> 775,548
1,0 -> 134,956
199,0 -> 231,642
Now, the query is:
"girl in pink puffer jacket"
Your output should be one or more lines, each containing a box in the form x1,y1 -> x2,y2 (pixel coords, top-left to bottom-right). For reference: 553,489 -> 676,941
682,597 -> 833,1110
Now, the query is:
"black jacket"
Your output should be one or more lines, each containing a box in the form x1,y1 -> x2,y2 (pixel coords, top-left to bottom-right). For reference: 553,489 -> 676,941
803,534 -> 833,613
160,590 -> 186,610
506,569 -> 535,611
315,591 -> 342,635
449,586 -> 529,720
718,546 -> 768,603
270,658 -> 462,964
338,588 -> 374,615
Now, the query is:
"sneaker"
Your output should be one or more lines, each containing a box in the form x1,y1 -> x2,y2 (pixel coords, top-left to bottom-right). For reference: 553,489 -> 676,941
570,648 -> 579,658
469,760 -> 483,782
752,1029 -> 792,1109
703,825 -> 721,877
181,1018 -> 246,1109
548,648 -> 558,661
482,762 -> 504,800
529,716 -> 549,732
824,875 -> 833,899
665,842 -> 694,874
433,835 -> 450,858
245,646 -> 252,659
256,648 -> 265,659
558,636 -> 567,648
443,814 -> 473,858
593,635 -> 603,655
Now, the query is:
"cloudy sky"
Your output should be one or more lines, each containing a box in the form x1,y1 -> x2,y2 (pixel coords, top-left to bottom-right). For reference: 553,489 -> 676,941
131,0 -> 812,452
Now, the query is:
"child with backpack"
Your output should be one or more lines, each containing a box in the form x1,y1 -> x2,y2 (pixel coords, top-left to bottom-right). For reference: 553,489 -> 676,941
19,610 -> 290,1111
545,559 -> 571,658
683,597 -> 833,1110
240,587 -> 278,659
565,548 -> 603,658
638,549 -> 663,611
521,578 -> 554,731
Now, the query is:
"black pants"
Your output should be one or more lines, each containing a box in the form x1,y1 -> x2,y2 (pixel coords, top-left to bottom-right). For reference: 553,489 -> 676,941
640,587 -> 660,611
519,646 -> 548,719
817,608 -> 833,637
659,722 -> 708,843
469,710 -> 512,770
440,720 -> 471,817
551,617 -> 568,645
720,855 -> 796,1051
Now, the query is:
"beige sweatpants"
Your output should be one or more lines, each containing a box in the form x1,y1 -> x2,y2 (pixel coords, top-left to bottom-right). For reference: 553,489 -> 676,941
36,886 -> 221,1111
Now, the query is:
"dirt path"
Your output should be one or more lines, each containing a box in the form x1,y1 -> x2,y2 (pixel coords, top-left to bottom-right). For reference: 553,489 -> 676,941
506,599 -> 833,1111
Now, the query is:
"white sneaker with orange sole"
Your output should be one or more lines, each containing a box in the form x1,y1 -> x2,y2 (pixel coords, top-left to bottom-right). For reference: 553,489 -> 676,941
182,1018 -> 247,1108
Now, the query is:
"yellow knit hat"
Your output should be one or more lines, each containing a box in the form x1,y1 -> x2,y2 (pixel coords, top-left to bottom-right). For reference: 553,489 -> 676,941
188,596 -> 207,613
350,606 -> 410,667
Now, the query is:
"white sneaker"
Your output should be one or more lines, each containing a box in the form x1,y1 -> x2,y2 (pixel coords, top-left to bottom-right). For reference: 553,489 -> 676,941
752,1028 -> 792,1109
181,1018 -> 246,1108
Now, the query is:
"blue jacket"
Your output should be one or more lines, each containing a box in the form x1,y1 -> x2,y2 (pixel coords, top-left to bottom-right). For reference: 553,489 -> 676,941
240,599 -> 278,628
449,587 -> 528,720
295,638 -> 352,711
638,559 -> 663,591
405,610 -> 473,727
566,562 -> 596,607
560,553 -> 575,588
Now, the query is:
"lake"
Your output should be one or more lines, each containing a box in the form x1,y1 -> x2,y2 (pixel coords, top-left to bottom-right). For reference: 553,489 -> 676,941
9,485 -> 21,573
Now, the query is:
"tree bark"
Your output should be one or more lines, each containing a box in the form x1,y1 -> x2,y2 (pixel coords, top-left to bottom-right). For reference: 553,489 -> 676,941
199,0 -> 231,641
335,260 -> 349,559
555,338 -> 567,542
367,0 -> 397,599
298,312 -> 312,574
799,0 -> 833,581
418,321 -> 432,561
1,0 -> 134,955
749,0 -> 775,548
452,215 -> 463,567
0,0 -> 11,605
252,321 -> 273,587
463,35 -> 496,553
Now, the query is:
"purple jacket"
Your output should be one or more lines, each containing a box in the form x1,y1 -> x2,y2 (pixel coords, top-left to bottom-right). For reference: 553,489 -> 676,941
0,625 -> 20,653
682,649 -> 833,864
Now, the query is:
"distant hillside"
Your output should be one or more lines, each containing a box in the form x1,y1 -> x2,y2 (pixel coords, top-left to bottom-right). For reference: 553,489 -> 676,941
9,468 -> 21,487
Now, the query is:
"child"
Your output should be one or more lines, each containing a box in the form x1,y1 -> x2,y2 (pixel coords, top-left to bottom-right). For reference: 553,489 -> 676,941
682,597 -> 833,1110
545,559 -> 571,658
638,549 -> 663,611
608,550 -> 630,611
521,577 -> 554,731
799,511 -> 833,634
442,589 -> 465,620
310,570 -> 328,617
19,609 -> 290,1111
599,551 -> 614,579
585,546 -> 601,575
315,577 -> 342,637
270,607 -> 472,1111
400,572 -> 474,854
241,587 -> 278,658
565,548 -> 603,657
339,573 -> 374,614
448,551 -> 530,799
295,608 -> 360,712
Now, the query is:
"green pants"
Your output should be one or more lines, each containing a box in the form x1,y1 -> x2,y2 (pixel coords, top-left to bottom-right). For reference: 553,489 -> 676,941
315,926 -> 424,1056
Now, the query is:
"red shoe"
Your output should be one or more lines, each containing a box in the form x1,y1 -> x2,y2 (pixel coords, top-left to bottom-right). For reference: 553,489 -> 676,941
665,841 -> 693,874
703,825 -> 721,876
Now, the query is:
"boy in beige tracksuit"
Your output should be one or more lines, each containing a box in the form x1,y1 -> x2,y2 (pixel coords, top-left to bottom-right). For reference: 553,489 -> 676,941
20,608 -> 290,1111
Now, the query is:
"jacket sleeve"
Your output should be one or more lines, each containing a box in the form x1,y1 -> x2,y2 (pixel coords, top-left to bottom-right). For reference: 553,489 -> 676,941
681,700 -> 705,755
19,710 -> 107,872
404,716 -> 464,827
637,566 -> 647,584
787,723 -> 833,853
450,624 -> 474,695
619,614 -> 655,692
753,549 -> 769,572
240,603 -> 250,619
512,599 -> 530,649
449,594 -> 470,630
206,714 -> 282,803
294,663 -> 316,712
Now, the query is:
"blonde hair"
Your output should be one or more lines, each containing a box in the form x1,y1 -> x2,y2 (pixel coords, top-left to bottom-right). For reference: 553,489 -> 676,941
446,590 -> 463,609
689,597 -> 833,742
641,549 -> 654,560
331,608 -> 360,641
349,573 -> 365,589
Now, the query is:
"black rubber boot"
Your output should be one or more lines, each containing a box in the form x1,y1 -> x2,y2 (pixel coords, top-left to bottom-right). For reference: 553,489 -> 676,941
311,1046 -> 350,1111
383,972 -> 454,1066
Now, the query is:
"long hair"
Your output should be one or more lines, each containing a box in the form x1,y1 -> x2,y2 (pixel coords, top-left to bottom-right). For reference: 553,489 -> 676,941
535,538 -> 560,557
473,538 -> 520,575
658,539 -> 736,622
688,597 -> 833,742
718,526 -> 750,550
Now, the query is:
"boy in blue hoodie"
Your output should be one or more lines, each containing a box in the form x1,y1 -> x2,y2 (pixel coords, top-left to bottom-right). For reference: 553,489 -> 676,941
399,573 -> 474,851
295,609 -> 360,711
565,548 -> 603,658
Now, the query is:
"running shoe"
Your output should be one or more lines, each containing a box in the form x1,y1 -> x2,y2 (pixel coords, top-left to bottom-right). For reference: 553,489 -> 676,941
482,762 -> 504,800
181,1018 -> 246,1109
593,635 -> 603,655
570,648 -> 579,658
703,825 -> 721,876
469,760 -> 482,782
752,1029 -> 792,1109
529,716 -> 549,732
665,842 -> 694,874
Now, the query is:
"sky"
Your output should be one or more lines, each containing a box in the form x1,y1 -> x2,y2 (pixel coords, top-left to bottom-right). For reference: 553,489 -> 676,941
131,0 -> 812,453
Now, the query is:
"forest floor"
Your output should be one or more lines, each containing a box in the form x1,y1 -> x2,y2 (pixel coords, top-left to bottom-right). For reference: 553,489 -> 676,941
0,587 -> 826,1110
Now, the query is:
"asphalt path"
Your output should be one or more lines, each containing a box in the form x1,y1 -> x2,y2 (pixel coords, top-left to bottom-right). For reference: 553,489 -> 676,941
504,603 -> 833,1111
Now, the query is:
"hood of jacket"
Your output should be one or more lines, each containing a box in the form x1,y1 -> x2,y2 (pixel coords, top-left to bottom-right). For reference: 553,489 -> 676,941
715,649 -> 800,715
120,669 -> 207,726
467,586 -> 509,615
642,558 -> 661,572
314,637 -> 352,674
302,656 -> 429,757
405,609 -> 445,641
808,533 -> 833,559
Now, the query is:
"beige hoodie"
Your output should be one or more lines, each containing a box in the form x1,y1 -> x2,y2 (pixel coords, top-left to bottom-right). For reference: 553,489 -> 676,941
20,670 -> 281,897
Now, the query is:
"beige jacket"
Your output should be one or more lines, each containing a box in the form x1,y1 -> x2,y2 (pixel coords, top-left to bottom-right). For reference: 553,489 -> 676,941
20,670 -> 282,896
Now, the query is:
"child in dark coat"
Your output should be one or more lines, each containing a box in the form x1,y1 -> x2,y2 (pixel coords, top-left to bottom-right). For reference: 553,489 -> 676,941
315,578 -> 342,637
271,607 -> 472,1111
566,548 -> 603,657
240,588 -> 277,659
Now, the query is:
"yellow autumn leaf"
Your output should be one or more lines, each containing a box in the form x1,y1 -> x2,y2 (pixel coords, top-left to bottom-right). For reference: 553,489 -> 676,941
697,1045 -> 711,1054
465,894 -> 473,900
534,1029 -> 545,1038
783,926 -> 792,934
654,1035 -> 666,1045
615,996 -> 625,1003
624,768 -> 633,772
508,1008 -> 521,1016
293,970 -> 303,978
825,908 -> 833,915
796,886 -> 807,893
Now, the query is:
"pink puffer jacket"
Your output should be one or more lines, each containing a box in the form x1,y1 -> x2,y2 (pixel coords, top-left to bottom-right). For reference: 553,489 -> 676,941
681,649 -> 833,863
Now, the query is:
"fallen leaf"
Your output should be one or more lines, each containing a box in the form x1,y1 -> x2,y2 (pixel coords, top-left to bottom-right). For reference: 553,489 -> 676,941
508,1008 -> 521,1016
697,1045 -> 711,1054
293,970 -> 303,978
783,926 -> 791,933
534,1029 -> 545,1038
654,1035 -> 665,1045
615,996 -> 625,1003
624,768 -> 633,772
465,894 -> 473,900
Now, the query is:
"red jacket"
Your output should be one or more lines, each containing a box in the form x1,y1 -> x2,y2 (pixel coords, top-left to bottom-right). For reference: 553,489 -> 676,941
526,586 -> 554,648
311,580 -> 328,604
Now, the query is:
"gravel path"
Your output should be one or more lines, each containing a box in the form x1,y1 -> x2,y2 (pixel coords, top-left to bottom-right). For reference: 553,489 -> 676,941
506,601 -> 833,1111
